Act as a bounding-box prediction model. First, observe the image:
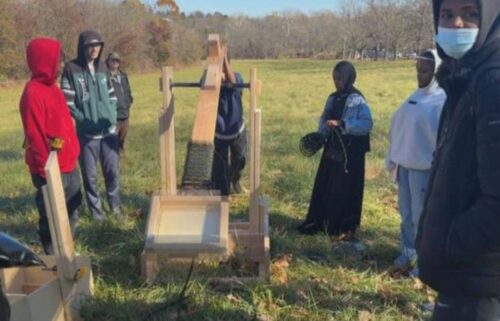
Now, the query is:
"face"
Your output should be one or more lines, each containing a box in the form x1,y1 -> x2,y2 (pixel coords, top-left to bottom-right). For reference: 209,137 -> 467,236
416,59 -> 435,88
109,59 -> 120,71
439,0 -> 480,29
85,43 -> 102,61
333,71 -> 345,92
56,50 -> 65,79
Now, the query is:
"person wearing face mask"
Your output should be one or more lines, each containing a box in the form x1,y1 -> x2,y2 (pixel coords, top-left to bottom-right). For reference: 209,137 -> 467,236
386,49 -> 446,278
416,0 -> 500,319
298,61 -> 373,241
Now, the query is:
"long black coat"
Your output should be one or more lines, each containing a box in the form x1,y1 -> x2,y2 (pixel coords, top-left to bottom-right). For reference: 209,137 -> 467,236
416,0 -> 500,297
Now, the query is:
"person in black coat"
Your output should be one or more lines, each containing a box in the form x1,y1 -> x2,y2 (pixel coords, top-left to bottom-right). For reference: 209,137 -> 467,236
106,52 -> 133,156
416,0 -> 500,319
298,61 -> 373,238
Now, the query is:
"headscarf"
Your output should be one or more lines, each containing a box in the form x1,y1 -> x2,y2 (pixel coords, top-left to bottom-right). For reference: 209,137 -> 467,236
333,60 -> 357,93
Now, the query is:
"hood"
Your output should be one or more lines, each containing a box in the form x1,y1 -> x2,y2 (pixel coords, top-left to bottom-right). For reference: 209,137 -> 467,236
26,38 -> 61,86
433,0 -> 500,65
77,30 -> 104,67
419,49 -> 443,92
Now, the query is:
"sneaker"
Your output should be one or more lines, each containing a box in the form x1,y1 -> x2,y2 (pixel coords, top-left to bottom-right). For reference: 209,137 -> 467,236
42,242 -> 54,255
420,302 -> 435,313
231,180 -> 247,194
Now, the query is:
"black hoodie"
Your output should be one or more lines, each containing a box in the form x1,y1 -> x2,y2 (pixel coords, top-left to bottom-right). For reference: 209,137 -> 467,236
416,0 -> 500,297
61,30 -> 118,136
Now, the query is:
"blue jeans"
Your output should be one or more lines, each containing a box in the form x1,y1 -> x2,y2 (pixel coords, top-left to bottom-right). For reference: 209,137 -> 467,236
395,166 -> 430,271
79,134 -> 121,219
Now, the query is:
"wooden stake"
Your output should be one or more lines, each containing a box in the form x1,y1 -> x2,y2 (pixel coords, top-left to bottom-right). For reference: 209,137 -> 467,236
249,68 -> 261,233
159,66 -> 177,196
43,152 -> 75,280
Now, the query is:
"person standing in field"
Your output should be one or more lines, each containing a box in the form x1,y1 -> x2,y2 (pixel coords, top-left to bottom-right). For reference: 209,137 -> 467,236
211,52 -> 247,196
61,30 -> 121,220
20,37 -> 82,254
416,0 -> 500,319
298,61 -> 373,241
386,49 -> 446,278
106,52 -> 133,157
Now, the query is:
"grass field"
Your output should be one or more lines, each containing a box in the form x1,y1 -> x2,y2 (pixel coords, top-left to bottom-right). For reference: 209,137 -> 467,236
0,59 -> 432,320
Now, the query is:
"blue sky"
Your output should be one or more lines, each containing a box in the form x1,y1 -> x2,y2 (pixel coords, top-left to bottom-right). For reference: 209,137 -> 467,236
145,0 -> 340,16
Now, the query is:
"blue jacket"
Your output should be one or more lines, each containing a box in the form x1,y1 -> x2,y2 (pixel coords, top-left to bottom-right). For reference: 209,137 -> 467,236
215,73 -> 245,140
318,93 -> 373,136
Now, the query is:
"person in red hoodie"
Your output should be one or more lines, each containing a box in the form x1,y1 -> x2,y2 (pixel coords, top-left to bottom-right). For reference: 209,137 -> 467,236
19,38 -> 82,255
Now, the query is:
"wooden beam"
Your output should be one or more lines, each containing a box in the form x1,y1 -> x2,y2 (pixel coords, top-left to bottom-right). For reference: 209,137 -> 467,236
159,66 -> 177,196
249,68 -> 262,233
43,152 -> 75,280
190,37 -> 224,145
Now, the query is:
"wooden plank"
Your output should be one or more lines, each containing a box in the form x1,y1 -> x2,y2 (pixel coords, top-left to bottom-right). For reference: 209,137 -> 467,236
249,68 -> 260,233
207,34 -> 222,57
0,267 -> 24,293
57,256 -> 93,321
43,152 -> 75,280
159,66 -> 177,196
141,250 -> 159,281
26,279 -> 65,321
191,35 -> 224,144
191,63 -> 223,143
145,195 -> 161,249
259,197 -> 271,280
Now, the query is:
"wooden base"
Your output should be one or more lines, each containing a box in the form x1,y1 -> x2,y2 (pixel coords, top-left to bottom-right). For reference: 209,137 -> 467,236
141,196 -> 270,282
1,255 -> 93,321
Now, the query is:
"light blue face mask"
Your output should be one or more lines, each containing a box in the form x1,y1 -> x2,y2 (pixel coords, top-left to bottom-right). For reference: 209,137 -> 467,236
434,27 -> 479,59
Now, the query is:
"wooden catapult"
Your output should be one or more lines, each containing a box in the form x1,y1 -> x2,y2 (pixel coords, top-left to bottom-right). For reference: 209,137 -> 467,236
0,152 -> 93,321
141,34 -> 270,281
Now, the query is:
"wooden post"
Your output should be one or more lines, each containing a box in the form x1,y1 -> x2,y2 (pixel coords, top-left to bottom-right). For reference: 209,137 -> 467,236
43,152 -> 75,280
249,68 -> 262,233
190,35 -> 224,144
159,66 -> 177,196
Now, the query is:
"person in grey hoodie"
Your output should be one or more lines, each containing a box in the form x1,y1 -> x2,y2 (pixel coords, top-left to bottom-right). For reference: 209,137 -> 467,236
386,49 -> 446,277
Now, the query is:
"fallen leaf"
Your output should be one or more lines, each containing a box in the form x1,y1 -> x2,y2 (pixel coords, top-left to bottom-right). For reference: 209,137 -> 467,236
358,310 -> 373,321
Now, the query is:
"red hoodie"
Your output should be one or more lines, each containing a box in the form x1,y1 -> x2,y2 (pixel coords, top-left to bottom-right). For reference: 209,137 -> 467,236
20,38 -> 80,177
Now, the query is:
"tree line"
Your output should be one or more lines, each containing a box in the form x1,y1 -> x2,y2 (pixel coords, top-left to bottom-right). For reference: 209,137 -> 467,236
0,0 -> 433,80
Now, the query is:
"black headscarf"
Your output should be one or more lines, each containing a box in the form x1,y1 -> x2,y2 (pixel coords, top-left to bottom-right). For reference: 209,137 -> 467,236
334,60 -> 358,93
433,0 -> 500,69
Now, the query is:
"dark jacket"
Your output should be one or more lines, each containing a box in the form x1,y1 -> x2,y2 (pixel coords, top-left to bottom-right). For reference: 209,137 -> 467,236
108,70 -> 133,120
20,38 -> 79,177
61,30 -> 118,136
215,73 -> 245,140
416,0 -> 500,297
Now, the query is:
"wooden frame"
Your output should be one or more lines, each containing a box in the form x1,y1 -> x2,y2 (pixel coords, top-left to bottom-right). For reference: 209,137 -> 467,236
142,34 -> 269,281
0,152 -> 93,321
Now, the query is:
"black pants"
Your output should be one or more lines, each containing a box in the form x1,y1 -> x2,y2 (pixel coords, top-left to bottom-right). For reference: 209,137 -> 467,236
117,118 -> 129,152
432,293 -> 500,321
211,129 -> 247,195
31,169 -> 82,246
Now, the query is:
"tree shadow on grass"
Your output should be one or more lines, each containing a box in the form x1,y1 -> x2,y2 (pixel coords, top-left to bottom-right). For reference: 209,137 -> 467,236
0,149 -> 23,162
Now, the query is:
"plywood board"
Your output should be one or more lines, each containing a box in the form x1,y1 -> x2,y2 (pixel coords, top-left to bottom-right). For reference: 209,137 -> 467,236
149,196 -> 228,254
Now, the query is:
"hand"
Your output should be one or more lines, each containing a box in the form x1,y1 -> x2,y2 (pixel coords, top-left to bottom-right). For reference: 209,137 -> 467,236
326,120 -> 341,128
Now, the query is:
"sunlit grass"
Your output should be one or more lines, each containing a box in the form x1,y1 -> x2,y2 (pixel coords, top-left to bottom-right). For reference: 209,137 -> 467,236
0,59 -> 431,320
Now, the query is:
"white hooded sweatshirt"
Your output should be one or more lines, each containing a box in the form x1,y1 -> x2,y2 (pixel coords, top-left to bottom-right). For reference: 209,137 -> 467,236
386,49 -> 446,172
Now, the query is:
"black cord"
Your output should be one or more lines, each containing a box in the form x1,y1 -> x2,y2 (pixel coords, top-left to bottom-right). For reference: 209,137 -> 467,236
330,127 -> 349,174
142,258 -> 196,321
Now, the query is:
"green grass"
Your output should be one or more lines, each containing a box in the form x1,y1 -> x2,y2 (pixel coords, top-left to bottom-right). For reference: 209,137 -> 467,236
0,59 -> 432,320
